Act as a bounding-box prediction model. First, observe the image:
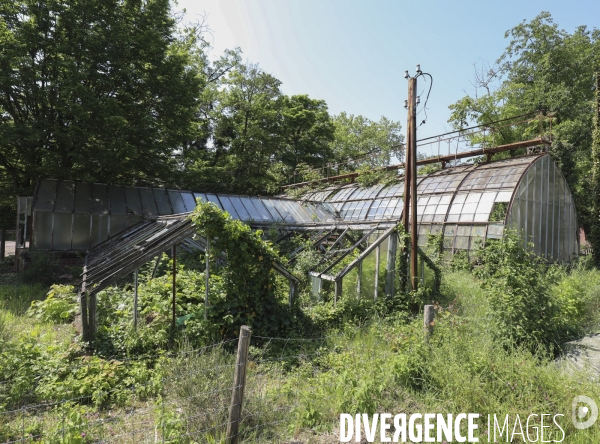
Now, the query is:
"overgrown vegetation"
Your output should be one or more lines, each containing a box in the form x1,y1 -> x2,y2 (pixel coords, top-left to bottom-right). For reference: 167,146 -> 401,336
1,204 -> 600,441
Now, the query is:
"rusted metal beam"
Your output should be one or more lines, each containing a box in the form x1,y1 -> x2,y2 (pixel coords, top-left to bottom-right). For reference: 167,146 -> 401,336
281,138 -> 550,189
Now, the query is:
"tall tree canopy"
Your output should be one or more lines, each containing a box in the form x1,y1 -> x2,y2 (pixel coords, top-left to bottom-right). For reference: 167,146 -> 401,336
448,12 -> 600,247
179,63 -> 336,195
0,0 -> 206,207
330,112 -> 403,171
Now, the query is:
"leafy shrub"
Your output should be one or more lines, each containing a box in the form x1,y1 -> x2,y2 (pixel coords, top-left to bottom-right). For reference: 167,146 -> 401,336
474,231 -> 561,351
28,285 -> 78,323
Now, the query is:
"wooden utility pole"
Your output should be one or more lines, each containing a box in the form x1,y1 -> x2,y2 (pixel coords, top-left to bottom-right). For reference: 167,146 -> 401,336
403,74 -> 419,291
409,77 -> 418,291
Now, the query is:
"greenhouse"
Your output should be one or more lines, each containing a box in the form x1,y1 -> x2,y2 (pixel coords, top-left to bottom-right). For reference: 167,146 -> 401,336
14,152 -> 579,338
300,152 -> 578,262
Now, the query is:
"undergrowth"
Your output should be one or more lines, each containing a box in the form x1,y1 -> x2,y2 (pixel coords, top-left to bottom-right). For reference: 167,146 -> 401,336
1,209 -> 600,441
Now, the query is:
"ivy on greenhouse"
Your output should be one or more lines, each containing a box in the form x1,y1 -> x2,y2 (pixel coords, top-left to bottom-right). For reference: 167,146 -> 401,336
190,201 -> 293,338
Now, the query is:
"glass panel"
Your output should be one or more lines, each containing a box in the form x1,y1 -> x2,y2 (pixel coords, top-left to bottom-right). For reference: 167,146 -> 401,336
124,187 -> 144,216
487,224 -> 504,239
270,200 -> 294,222
153,189 -> 173,215
193,192 -> 207,203
278,200 -> 304,222
52,213 -> 72,250
435,204 -> 449,215
205,194 -> 223,209
330,186 -> 357,202
35,179 -> 58,211
305,202 -> 324,221
54,181 -> 75,213
218,196 -> 241,219
421,213 -> 434,222
74,183 -> 92,213
453,194 -> 467,204
363,184 -> 385,199
181,191 -> 197,211
459,212 -> 475,222
312,203 -> 335,222
430,224 -> 443,234
457,226 -> 471,236
383,198 -> 398,217
92,184 -> 109,214
261,199 -> 286,221
480,192 -> 497,203
168,190 -> 188,214
139,188 -> 158,217
239,196 -> 262,220
352,187 -> 373,200
230,196 -> 251,219
449,203 -> 463,214
249,197 -> 273,221
476,201 -> 494,216
90,214 -> 108,247
109,186 -> 127,214
72,213 -> 91,250
473,211 -> 489,222
33,212 -> 54,249
109,215 -> 128,236
286,201 -> 312,222
465,193 -> 481,204
455,236 -> 469,250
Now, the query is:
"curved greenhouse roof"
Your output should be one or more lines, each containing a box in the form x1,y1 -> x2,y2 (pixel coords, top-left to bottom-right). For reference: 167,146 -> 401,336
300,153 -> 578,262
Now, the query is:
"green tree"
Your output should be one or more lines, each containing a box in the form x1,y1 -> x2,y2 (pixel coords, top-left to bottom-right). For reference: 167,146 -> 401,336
182,64 -> 336,194
329,112 -> 404,173
210,63 -> 283,194
448,12 -> 600,251
0,0 -> 204,206
276,94 -> 335,175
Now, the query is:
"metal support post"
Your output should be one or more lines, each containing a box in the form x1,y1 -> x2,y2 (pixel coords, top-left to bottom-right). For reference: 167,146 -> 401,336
205,238 -> 210,320
133,268 -> 139,330
374,244 -> 380,300
356,261 -> 362,298
172,244 -> 177,333
334,279 -> 342,306
385,233 -> 397,298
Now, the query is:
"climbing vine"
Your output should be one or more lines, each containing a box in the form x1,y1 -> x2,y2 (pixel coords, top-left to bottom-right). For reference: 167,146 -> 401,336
190,201 -> 294,338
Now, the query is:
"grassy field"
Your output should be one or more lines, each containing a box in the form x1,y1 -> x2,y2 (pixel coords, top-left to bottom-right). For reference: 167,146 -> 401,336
2,256 -> 600,442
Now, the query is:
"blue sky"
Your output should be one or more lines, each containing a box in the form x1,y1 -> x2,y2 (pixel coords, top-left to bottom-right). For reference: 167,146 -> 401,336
176,0 -> 600,156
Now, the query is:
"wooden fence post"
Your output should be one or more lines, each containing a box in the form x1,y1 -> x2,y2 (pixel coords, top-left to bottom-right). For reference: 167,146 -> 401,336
424,305 -> 435,337
226,325 -> 252,444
